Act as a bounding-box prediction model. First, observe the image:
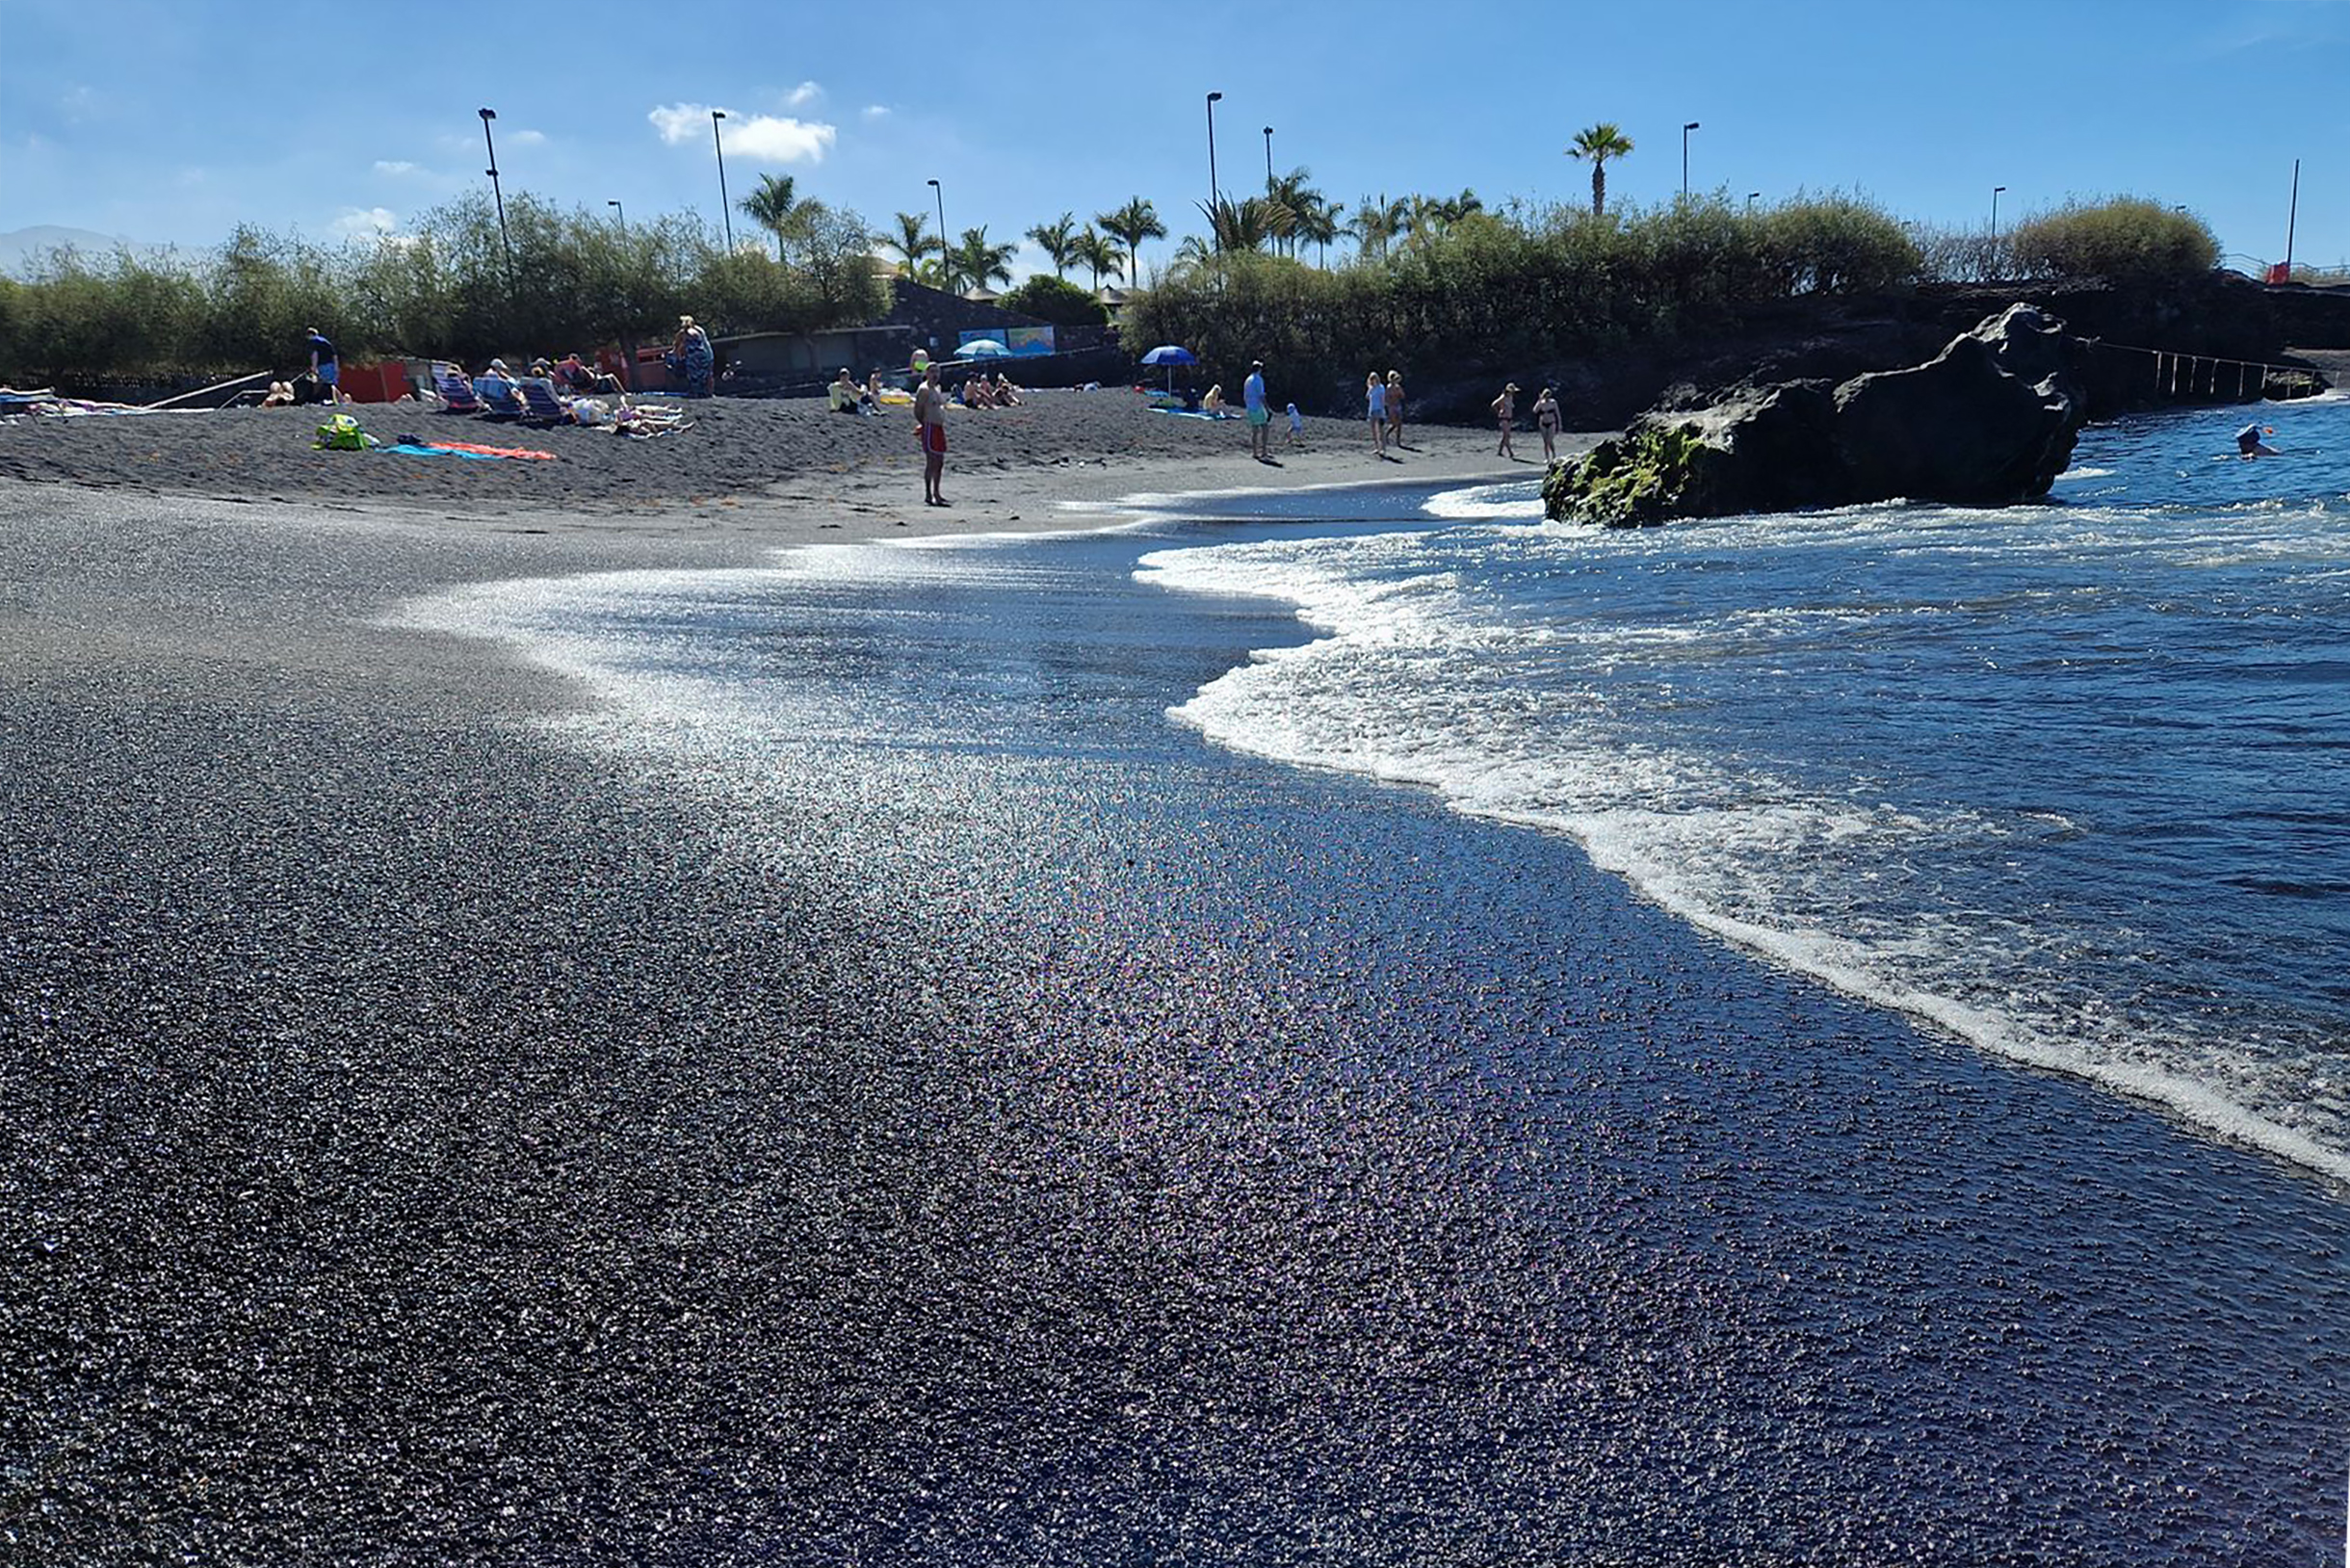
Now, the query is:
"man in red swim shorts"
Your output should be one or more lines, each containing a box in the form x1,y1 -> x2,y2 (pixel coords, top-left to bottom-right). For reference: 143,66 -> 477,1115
914,362 -> 950,506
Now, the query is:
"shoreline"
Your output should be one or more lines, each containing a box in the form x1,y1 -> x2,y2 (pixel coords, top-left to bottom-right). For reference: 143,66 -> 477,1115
0,388 -> 1587,551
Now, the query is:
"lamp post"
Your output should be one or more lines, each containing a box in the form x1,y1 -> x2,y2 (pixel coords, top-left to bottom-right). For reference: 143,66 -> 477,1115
927,177 -> 946,286
1264,125 -> 1274,194
1991,185 -> 2006,235
2284,158 -> 2300,279
1681,121 -> 1700,200
1746,191 -> 1761,213
478,108 -> 510,275
712,111 -> 733,250
607,199 -> 624,230
1206,91 -> 1224,217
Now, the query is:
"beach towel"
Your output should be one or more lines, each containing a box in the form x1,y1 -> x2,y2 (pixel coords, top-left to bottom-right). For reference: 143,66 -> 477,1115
381,439 -> 557,461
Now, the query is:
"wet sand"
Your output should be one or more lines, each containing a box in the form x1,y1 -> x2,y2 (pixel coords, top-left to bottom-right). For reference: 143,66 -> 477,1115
2,418 -> 2343,1562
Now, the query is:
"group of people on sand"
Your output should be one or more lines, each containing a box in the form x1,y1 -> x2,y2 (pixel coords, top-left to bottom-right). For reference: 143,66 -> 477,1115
1362,370 -> 1557,461
1490,381 -> 1564,461
959,370 -> 1023,408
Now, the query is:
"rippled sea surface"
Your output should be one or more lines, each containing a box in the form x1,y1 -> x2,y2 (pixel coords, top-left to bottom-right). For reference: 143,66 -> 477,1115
1146,396 -> 2350,1186
396,397 -> 2349,1563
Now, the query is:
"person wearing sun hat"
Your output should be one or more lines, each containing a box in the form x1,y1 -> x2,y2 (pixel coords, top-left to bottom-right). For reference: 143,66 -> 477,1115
1493,380 -> 1520,458
475,356 -> 518,406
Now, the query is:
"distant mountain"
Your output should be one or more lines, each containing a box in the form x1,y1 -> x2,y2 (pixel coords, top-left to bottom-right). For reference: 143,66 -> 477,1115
0,225 -> 175,277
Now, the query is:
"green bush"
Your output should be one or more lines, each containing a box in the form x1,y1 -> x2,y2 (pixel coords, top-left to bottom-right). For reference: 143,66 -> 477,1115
0,190 -> 891,387
1123,194 -> 1930,412
2007,197 -> 2219,283
996,274 -> 1110,327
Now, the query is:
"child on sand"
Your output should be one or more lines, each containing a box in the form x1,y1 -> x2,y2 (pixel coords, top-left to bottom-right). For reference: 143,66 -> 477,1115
1286,402 -> 1304,449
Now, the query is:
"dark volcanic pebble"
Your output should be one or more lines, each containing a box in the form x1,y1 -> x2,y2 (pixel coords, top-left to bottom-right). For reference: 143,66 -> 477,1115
1,485 -> 2343,1565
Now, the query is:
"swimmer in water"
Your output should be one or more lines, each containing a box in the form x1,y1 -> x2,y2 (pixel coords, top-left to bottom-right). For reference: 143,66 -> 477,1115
2235,422 -> 2280,458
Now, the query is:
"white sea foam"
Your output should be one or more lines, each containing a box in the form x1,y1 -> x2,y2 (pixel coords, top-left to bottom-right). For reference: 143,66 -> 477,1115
1421,482 -> 1548,522
1136,522 -> 2350,1189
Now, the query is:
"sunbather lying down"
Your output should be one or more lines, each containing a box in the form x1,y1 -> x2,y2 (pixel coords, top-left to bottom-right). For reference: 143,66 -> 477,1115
613,403 -> 692,438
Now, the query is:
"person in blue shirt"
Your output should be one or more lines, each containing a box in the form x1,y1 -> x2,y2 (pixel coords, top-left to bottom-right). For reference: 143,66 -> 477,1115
305,328 -> 339,402
1243,359 -> 1270,459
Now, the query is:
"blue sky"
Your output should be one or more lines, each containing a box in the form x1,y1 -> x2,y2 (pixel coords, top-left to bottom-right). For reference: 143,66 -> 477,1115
1,0 -> 2342,278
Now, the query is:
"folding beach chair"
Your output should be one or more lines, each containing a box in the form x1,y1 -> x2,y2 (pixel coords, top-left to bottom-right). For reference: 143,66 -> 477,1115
431,362 -> 481,413
477,379 -> 527,421
431,362 -> 480,411
516,377 -> 572,426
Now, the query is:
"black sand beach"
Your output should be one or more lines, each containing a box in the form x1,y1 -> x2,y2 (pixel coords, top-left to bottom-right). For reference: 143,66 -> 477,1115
0,390 -> 1542,536
2,412 -> 2344,1564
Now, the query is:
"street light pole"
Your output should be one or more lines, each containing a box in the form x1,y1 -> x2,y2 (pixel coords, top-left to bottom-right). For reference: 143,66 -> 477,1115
927,177 -> 946,286
712,110 -> 733,250
1206,91 -> 1224,221
607,199 -> 624,230
478,108 -> 510,275
1681,121 -> 1700,200
1264,126 -> 1274,194
1746,191 -> 1761,213
2284,158 -> 2301,278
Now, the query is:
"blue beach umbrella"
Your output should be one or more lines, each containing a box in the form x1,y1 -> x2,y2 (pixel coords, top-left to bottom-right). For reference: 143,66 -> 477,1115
1139,343 -> 1197,392
959,338 -> 1011,358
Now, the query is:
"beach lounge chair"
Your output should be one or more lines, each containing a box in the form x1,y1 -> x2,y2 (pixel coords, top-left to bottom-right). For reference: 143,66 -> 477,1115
517,377 -> 572,425
431,362 -> 481,413
476,378 -> 526,421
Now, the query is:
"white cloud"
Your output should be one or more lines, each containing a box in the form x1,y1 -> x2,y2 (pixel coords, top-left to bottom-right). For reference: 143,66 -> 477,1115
861,104 -> 891,121
513,129 -> 547,146
784,81 -> 823,110
58,86 -> 99,121
329,207 -> 399,241
648,102 -> 836,164
374,160 -> 422,177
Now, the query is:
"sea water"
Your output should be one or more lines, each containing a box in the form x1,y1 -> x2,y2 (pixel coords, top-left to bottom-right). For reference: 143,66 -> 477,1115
1140,396 -> 2350,1188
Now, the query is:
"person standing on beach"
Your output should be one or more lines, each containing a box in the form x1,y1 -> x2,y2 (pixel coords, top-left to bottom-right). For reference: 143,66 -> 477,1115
1244,359 -> 1270,459
1493,381 -> 1519,458
672,316 -> 714,397
305,327 -> 340,404
914,362 -> 949,507
1367,372 -> 1388,456
1533,384 -> 1562,461
1385,370 -> 1406,450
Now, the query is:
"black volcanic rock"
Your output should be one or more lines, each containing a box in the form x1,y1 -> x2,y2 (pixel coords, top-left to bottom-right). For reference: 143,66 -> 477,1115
1545,304 -> 2089,526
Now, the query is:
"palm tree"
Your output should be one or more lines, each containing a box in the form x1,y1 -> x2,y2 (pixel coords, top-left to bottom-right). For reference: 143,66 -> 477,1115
1290,192 -> 1341,267
1073,226 -> 1123,294
1403,187 -> 1485,248
738,172 -> 797,263
1196,195 -> 1294,254
1268,167 -> 1329,258
1096,196 -> 1167,286
946,225 -> 1016,295
1348,194 -> 1409,262
1567,123 -> 1634,217
876,211 -> 943,282
1026,212 -> 1080,279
